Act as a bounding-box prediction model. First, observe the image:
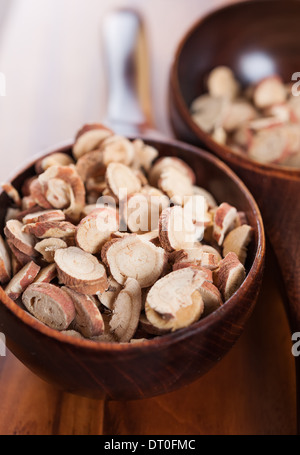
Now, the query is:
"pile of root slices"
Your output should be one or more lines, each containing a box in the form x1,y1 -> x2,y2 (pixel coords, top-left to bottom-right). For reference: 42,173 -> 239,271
190,66 -> 300,167
0,123 -> 253,344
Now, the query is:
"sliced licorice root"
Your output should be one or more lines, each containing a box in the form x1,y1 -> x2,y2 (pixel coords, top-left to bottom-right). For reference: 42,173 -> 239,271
148,157 -> 196,188
22,209 -> 65,224
1,183 -> 22,207
5,261 -> 41,301
75,150 -> 105,182
75,207 -> 119,254
109,278 -> 142,342
145,267 -> 205,332
22,221 -> 76,239
124,192 -> 169,234
34,238 -> 68,263
73,123 -> 113,160
4,219 -> 37,257
98,275 -> 122,311
253,76 -> 286,109
102,235 -> 166,288
34,263 -> 57,284
213,203 -> 238,246
106,162 -> 142,200
101,135 -> 135,167
158,167 -> 194,205
132,139 -> 159,172
223,224 -> 253,265
35,152 -> 74,174
159,206 -> 196,252
0,235 -> 11,284
207,66 -> 240,100
63,287 -> 104,338
22,283 -> 75,330
54,246 -> 108,295
216,252 -> 246,301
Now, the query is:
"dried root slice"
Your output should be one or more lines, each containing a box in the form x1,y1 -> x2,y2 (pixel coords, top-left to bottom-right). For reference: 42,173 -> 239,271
207,66 -> 240,99
148,157 -> 196,187
39,165 -> 85,222
158,167 -> 194,205
0,236 -> 11,284
6,238 -> 33,267
29,179 -> 52,209
21,176 -> 36,197
137,230 -> 160,246
109,278 -> 142,342
159,206 -> 196,252
212,126 -> 227,145
1,183 -> 22,207
34,264 -> 57,284
132,139 -> 159,172
172,262 -> 213,281
191,94 -> 226,133
101,135 -> 135,166
222,100 -> 257,132
54,247 -> 108,294
4,219 -> 37,257
213,203 -> 238,246
75,207 -> 119,254
63,287 -> 104,337
138,313 -> 169,336
145,268 -> 205,332
23,221 -> 76,239
45,178 -> 71,209
5,261 -> 40,301
22,283 -> 75,330
199,281 -> 223,317
61,330 -> 85,340
35,153 -> 74,174
22,196 -> 37,211
253,76 -> 286,109
22,209 -> 65,224
75,150 -> 105,182
223,224 -> 253,265
172,247 -> 219,272
235,211 -> 248,228
104,235 -> 166,288
98,276 -> 122,311
231,126 -> 253,149
73,123 -> 113,160
34,238 -> 67,263
193,186 -> 217,208
124,193 -> 169,234
217,252 -> 246,301
106,162 -> 142,199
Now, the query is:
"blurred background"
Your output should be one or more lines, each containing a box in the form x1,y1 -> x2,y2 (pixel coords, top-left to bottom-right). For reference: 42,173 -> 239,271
0,0 -> 237,181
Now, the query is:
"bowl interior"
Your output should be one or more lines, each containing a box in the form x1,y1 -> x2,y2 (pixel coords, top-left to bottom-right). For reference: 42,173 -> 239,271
177,0 -> 300,108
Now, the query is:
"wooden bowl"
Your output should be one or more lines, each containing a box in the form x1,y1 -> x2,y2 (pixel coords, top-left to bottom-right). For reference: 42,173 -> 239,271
0,139 -> 265,400
169,0 -> 300,370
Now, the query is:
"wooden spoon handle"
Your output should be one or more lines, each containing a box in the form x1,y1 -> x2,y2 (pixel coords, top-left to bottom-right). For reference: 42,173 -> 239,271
102,9 -> 154,135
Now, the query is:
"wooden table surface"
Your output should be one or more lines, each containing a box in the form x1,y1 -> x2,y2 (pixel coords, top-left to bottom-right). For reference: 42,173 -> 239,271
0,0 -> 297,435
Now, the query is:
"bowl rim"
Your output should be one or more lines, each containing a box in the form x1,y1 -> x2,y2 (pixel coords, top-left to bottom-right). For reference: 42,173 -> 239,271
0,138 -> 265,354
170,0 -> 300,180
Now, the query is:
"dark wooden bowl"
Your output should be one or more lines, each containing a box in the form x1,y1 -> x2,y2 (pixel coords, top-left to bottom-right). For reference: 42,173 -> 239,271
0,139 -> 265,400
169,0 -> 300,411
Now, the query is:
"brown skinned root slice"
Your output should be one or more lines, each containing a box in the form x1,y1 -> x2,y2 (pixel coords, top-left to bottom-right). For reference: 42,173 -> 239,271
29,179 -> 52,209
223,224 -> 253,265
75,207 -> 119,254
4,219 -> 37,257
61,330 -> 85,339
34,238 -> 67,263
138,313 -> 169,336
109,278 -> 142,342
158,167 -> 194,205
35,153 -> 74,174
132,139 -> 159,172
253,76 -> 286,109
6,238 -> 33,267
75,150 -> 105,182
106,162 -> 142,200
191,94 -> 226,133
34,264 -> 57,284
5,261 -> 41,301
0,236 -> 11,284
222,100 -> 257,132
98,276 -> 122,311
23,221 -> 76,239
124,193 -> 169,233
104,235 -> 166,288
193,186 -> 217,209
62,287 -> 104,338
73,123 -> 113,160
172,262 -> 213,281
212,126 -> 227,145
22,209 -> 65,224
22,196 -> 37,211
148,157 -> 196,187
145,268 -> 205,332
199,281 -> 223,317
11,253 -> 22,275
101,135 -> 135,166
159,206 -> 196,252
207,66 -> 240,99
213,203 -> 238,246
216,252 -> 246,301
1,183 -> 22,207
39,165 -> 85,222
22,283 -> 75,330
54,247 -> 108,294
172,248 -> 218,273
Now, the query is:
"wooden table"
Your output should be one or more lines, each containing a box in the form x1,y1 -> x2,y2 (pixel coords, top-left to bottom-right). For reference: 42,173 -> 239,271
0,0 -> 297,435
